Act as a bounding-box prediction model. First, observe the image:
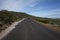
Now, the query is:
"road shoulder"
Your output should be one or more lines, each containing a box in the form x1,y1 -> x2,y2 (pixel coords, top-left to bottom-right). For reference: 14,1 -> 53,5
0,18 -> 25,40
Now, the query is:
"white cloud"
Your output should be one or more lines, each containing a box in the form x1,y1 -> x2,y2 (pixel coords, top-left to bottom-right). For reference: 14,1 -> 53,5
1,0 -> 19,11
46,9 -> 60,18
1,0 -> 60,18
1,0 -> 39,11
28,9 -> 60,17
0,0 -> 45,11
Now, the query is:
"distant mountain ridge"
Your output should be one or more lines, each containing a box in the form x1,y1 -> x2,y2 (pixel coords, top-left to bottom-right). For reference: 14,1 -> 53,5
0,10 -> 60,32
0,10 -> 32,32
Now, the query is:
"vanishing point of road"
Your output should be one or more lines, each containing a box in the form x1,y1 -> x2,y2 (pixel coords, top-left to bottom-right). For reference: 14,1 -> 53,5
1,19 -> 60,40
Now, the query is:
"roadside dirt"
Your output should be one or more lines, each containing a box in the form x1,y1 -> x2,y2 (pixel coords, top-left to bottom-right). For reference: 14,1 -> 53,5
0,18 -> 25,40
34,20 -> 60,33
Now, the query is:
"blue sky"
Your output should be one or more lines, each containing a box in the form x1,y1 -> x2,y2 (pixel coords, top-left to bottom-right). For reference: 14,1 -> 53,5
0,0 -> 60,18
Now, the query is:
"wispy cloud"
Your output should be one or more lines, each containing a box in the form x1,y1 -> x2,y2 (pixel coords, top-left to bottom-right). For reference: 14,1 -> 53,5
28,9 -> 60,18
0,0 -> 60,18
46,9 -> 60,18
1,0 -> 39,11
1,0 -> 24,11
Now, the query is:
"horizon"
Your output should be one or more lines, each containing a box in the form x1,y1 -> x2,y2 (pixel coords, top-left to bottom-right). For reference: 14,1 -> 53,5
0,0 -> 60,18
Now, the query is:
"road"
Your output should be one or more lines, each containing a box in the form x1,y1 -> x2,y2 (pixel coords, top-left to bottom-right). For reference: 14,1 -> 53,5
1,19 -> 60,40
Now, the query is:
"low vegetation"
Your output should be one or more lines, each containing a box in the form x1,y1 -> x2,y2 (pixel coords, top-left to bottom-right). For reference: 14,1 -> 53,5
0,10 -> 31,32
33,17 -> 60,32
0,10 -> 60,32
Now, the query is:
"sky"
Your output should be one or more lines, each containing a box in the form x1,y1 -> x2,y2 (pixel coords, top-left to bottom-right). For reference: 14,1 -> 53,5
0,0 -> 60,18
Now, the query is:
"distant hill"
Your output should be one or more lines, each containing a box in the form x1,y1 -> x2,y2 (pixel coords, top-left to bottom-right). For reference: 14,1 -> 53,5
0,10 -> 60,32
0,10 -> 32,32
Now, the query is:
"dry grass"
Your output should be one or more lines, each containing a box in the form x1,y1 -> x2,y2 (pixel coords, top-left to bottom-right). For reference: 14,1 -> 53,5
42,24 -> 60,32
34,20 -> 60,33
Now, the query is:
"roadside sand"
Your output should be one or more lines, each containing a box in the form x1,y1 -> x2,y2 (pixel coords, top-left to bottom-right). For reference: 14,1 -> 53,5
0,18 -> 25,40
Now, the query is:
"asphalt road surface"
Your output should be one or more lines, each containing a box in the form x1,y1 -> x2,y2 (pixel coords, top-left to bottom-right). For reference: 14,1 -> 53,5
2,19 -> 60,40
